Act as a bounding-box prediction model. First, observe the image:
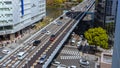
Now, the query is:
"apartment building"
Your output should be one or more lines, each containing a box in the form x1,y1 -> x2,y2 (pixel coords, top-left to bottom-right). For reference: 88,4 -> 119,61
94,0 -> 117,36
0,0 -> 46,41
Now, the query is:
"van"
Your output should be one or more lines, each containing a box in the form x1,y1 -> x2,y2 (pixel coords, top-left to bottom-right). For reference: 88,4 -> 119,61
17,52 -> 26,60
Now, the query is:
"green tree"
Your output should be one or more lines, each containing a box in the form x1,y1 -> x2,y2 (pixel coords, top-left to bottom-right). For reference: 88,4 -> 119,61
77,0 -> 83,3
84,27 -> 109,49
53,0 -> 64,6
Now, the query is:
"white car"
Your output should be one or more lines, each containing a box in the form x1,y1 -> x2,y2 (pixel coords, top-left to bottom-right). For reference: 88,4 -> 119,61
52,21 -> 57,25
2,50 -> 11,54
52,60 -> 61,66
77,41 -> 82,47
79,58 -> 89,66
68,65 -> 77,68
65,16 -> 69,19
45,31 -> 51,35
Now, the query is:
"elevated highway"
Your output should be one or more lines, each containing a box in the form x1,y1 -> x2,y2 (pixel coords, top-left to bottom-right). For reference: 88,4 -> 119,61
0,0 -> 95,68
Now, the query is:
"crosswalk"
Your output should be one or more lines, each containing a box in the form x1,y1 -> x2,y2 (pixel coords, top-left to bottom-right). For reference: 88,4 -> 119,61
61,50 -> 80,55
60,56 -> 81,59
60,48 -> 81,59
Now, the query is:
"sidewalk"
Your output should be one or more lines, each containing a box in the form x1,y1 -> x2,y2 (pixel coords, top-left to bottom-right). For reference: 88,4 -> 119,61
0,28 -> 40,61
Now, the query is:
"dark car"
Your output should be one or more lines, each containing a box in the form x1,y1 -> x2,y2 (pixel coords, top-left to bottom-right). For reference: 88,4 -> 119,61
65,12 -> 71,15
50,34 -> 55,41
59,16 -> 63,20
33,40 -> 41,46
0,56 -> 3,59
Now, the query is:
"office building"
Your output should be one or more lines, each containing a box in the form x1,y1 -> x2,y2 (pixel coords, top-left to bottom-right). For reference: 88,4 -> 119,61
95,0 -> 117,36
112,0 -> 120,68
0,0 -> 46,40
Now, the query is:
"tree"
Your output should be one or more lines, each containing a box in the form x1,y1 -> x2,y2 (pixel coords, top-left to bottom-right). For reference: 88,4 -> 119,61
84,27 -> 109,49
77,0 -> 83,3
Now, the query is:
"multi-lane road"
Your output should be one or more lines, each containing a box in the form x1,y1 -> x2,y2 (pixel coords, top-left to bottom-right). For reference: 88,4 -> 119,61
0,0 -> 95,68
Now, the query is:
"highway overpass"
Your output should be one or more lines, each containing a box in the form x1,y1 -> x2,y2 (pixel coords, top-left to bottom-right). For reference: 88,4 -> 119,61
0,0 -> 95,68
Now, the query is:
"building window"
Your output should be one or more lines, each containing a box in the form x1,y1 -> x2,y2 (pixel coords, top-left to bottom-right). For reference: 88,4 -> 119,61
5,14 -> 13,17
4,26 -> 13,30
0,27 -> 3,30
4,1 -> 12,5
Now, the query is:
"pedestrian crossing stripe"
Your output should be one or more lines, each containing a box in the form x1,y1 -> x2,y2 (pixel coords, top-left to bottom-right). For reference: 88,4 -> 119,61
60,56 -> 81,59
61,50 -> 80,55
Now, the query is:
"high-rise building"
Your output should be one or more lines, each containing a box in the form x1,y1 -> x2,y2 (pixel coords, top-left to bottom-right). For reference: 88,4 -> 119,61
0,0 -> 46,40
112,0 -> 120,68
95,0 -> 117,36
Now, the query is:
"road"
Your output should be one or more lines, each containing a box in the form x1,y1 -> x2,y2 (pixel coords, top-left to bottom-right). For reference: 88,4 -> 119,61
0,0 -> 95,68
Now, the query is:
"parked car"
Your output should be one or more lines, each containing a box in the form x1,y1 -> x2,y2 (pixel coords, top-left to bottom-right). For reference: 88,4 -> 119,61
57,65 -> 66,68
79,58 -> 89,66
38,54 -> 47,64
2,50 -> 11,54
68,65 -> 77,68
77,41 -> 82,47
33,40 -> 41,46
50,34 -> 55,41
51,60 -> 61,66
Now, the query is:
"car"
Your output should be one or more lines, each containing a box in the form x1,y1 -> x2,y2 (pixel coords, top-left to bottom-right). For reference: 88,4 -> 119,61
68,65 -> 77,68
65,16 -> 69,19
59,16 -> 63,20
45,31 -> 51,35
50,34 -> 55,41
79,58 -> 89,66
65,12 -> 71,16
57,21 -> 62,26
57,65 -> 66,68
41,29 -> 47,34
0,56 -> 3,59
38,54 -> 47,64
2,50 -> 11,54
52,21 -> 57,25
77,41 -> 82,47
51,60 -> 61,66
33,40 -> 41,46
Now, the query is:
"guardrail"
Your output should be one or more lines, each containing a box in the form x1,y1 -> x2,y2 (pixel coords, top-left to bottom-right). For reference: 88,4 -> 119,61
42,0 -> 95,68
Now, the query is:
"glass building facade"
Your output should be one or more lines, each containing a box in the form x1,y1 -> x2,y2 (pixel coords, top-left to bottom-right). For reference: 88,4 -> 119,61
112,0 -> 120,67
95,0 -> 117,37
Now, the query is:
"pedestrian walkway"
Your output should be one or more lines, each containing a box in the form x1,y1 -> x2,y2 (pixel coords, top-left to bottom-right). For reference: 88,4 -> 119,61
2,29 -> 36,51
